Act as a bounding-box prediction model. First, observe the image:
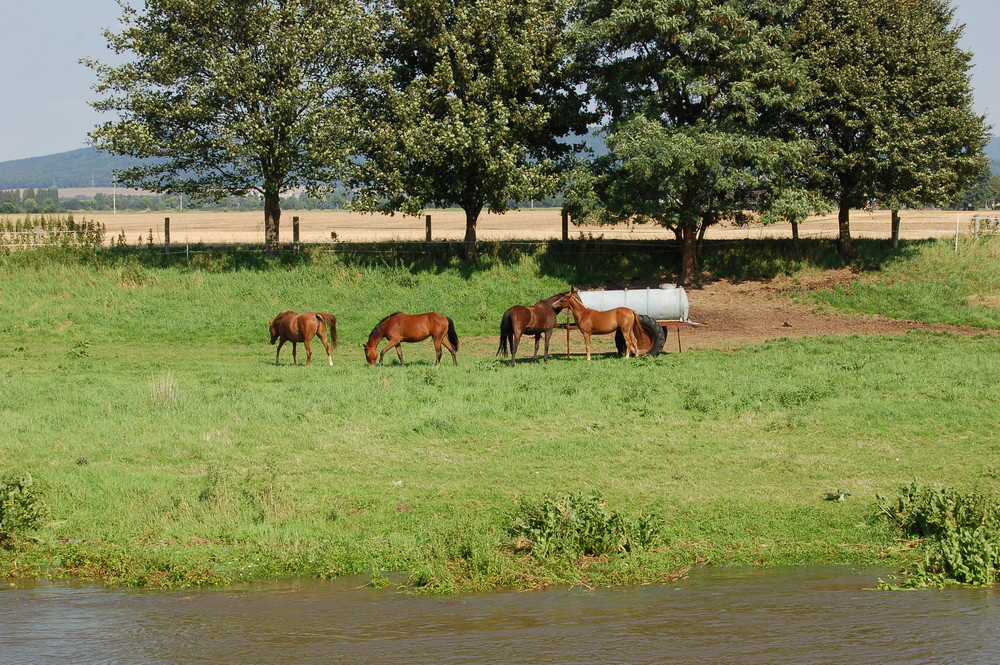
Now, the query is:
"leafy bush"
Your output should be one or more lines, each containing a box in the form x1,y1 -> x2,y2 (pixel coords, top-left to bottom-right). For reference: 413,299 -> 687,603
508,491 -> 661,559
877,481 -> 1000,587
878,481 -> 1000,539
0,473 -> 50,545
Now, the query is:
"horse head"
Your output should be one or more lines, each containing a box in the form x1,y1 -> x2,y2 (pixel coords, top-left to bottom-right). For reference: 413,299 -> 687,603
268,319 -> 279,344
555,289 -> 582,312
363,342 -> 378,366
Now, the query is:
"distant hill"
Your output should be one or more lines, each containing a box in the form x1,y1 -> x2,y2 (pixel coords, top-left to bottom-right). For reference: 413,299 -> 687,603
0,148 -> 148,189
0,135 -> 996,190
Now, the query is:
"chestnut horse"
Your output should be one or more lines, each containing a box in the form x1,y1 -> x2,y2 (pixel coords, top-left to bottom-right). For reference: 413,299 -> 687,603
269,310 -> 338,366
364,312 -> 459,366
556,288 -> 643,360
496,291 -> 567,366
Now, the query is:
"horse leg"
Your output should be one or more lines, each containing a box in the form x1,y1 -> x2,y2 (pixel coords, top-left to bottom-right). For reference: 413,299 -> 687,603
275,339 -> 285,365
542,330 -> 551,362
303,337 -> 313,366
583,332 -> 592,361
317,328 -> 333,366
532,333 -> 541,361
510,331 -> 522,366
378,340 -> 394,366
292,342 -> 298,365
443,336 -> 458,366
395,343 -> 405,366
434,336 -> 443,365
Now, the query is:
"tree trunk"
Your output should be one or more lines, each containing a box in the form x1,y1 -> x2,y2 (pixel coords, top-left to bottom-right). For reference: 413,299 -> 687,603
462,205 -> 482,261
891,209 -> 900,249
264,189 -> 281,257
679,222 -> 697,284
837,198 -> 854,261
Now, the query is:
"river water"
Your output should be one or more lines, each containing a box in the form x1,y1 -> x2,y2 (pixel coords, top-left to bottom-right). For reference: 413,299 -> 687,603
4,566 -> 999,665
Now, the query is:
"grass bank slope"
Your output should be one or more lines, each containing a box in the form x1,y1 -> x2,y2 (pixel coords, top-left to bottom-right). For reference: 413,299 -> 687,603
1,239 -> 998,590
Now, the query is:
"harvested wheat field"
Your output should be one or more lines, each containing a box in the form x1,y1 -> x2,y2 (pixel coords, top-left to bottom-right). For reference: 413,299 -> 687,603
82,207 -> 994,246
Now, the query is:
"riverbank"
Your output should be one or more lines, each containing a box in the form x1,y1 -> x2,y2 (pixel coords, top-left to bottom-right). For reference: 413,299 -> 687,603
1,238 -> 998,589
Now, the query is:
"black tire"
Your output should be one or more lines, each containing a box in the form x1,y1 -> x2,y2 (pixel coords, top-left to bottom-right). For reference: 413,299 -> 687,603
615,315 -> 667,357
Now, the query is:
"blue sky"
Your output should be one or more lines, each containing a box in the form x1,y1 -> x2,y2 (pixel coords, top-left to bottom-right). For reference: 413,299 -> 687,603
0,0 -> 997,163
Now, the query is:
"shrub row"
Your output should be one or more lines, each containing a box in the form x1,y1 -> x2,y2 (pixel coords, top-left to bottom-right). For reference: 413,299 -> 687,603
0,214 -> 106,249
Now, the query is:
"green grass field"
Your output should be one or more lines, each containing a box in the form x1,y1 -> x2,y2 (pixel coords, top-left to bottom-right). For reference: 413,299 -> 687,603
1,238 -> 998,590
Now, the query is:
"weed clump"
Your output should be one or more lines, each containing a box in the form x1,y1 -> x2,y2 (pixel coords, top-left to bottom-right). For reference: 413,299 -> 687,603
508,491 -> 661,559
0,473 -> 50,545
877,481 -> 1000,588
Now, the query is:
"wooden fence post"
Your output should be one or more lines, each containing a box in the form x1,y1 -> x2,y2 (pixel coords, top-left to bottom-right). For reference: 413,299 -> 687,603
425,214 -> 432,242
293,216 -> 300,252
561,209 -> 569,241
164,217 -> 170,253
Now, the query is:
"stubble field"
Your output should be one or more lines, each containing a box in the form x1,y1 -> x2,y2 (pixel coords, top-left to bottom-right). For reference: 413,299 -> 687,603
75,206 -> 994,245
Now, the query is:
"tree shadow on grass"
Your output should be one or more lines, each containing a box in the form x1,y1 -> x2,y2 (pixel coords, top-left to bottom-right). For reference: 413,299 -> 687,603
15,236 -> 939,283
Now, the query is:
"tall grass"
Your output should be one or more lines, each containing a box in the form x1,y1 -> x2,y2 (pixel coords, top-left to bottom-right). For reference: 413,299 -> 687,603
1,239 -> 998,589
807,237 -> 1000,328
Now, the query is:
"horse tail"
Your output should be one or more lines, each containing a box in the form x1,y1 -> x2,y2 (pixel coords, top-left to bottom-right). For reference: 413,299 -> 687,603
317,313 -> 338,348
631,310 -> 644,351
496,309 -> 512,357
447,316 -> 459,352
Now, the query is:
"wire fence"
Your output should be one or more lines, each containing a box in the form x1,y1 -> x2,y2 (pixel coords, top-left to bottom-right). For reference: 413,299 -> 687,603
3,212 -> 997,254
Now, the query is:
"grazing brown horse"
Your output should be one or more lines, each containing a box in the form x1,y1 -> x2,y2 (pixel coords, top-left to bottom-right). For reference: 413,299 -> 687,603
556,288 -> 643,360
364,312 -> 459,366
269,310 -> 338,366
496,291 -> 567,366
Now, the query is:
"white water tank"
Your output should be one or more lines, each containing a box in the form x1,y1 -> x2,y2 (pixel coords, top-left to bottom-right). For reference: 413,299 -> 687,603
577,285 -> 689,321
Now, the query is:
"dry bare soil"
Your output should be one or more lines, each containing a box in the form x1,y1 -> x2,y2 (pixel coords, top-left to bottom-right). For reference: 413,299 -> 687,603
681,271 -> 989,352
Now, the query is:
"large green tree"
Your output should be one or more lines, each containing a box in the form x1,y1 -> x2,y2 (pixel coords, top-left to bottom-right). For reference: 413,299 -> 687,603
568,0 -> 812,282
85,0 -> 373,254
792,0 -> 990,258
351,0 -> 588,260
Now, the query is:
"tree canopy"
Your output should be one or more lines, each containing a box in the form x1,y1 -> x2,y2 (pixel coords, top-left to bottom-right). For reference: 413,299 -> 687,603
85,0 -> 373,253
349,0 -> 589,259
81,0 -> 991,273
791,0 -> 990,258
567,0 -> 814,282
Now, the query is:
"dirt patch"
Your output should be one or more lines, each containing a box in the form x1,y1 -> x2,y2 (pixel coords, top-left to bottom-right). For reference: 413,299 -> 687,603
680,272 -> 991,352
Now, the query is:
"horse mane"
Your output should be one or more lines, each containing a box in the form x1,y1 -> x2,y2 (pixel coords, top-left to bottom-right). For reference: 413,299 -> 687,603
368,312 -> 403,341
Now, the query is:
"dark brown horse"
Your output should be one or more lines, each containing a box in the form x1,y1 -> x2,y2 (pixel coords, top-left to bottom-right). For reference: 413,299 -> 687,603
495,291 -> 567,366
556,288 -> 643,360
364,312 -> 459,366
269,310 -> 338,366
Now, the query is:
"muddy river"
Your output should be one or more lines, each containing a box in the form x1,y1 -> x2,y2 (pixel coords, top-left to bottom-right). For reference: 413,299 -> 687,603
4,566 -> 999,664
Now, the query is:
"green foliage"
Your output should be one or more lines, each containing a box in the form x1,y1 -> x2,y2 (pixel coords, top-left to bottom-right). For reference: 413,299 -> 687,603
877,482 -> 1000,588
351,0 -> 587,256
0,214 -> 105,249
570,0 -> 814,280
878,481 -> 1000,540
85,0 -> 375,252
950,174 -> 1000,210
792,0 -> 990,256
0,473 -> 50,545
508,491 -> 661,559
